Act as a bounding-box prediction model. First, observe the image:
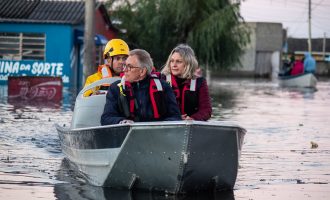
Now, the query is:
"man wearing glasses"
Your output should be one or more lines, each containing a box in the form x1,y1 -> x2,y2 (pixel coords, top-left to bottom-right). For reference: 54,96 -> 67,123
83,39 -> 129,96
101,49 -> 181,125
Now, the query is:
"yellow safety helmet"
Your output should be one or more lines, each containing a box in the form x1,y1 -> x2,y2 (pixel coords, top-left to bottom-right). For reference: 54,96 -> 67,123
103,39 -> 129,59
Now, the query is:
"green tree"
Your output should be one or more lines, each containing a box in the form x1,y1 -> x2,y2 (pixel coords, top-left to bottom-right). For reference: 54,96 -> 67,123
107,0 -> 250,70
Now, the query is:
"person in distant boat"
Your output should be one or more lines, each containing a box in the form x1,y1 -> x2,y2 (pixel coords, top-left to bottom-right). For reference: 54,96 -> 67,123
303,52 -> 316,74
290,58 -> 304,76
101,49 -> 181,125
279,53 -> 295,76
161,44 -> 212,121
83,39 -> 129,96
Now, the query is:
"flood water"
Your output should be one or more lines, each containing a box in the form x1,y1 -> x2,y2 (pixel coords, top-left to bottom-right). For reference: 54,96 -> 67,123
0,77 -> 330,199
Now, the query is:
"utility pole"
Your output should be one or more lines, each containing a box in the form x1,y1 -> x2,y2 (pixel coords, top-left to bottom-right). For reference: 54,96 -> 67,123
83,0 -> 96,86
308,0 -> 312,54
323,32 -> 326,60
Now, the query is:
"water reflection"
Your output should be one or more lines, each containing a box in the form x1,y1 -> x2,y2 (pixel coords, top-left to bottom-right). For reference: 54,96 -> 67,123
55,159 -> 234,200
283,87 -> 317,100
8,98 -> 63,109
54,184 -> 235,200
0,85 -> 76,111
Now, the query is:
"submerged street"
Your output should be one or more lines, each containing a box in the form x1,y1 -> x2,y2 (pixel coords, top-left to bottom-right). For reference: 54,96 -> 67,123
0,77 -> 330,199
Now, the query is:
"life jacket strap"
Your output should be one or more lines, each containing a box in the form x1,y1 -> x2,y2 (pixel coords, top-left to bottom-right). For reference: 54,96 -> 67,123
120,77 -> 126,89
151,74 -> 163,91
99,65 -> 113,87
166,74 -> 172,86
149,75 -> 164,119
101,66 -> 111,78
181,79 -> 197,115
120,75 -> 166,120
190,79 -> 197,91
118,81 -> 135,119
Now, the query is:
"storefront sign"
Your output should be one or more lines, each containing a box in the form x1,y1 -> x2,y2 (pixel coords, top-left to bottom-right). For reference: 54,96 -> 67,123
8,76 -> 63,102
0,60 -> 69,84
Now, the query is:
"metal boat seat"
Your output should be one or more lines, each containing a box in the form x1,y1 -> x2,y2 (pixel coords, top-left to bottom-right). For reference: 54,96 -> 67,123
71,77 -> 121,129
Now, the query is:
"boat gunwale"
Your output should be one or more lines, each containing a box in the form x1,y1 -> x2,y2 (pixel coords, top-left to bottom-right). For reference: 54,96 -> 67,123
278,72 -> 315,80
56,120 -> 247,134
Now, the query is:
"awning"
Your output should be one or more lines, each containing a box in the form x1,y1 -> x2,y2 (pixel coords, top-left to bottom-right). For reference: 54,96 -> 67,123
74,30 -> 108,45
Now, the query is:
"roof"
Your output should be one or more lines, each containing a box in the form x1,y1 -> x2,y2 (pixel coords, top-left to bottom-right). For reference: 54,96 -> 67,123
0,0 -> 112,26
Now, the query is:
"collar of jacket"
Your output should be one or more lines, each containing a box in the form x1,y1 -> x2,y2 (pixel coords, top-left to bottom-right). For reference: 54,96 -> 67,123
130,75 -> 151,89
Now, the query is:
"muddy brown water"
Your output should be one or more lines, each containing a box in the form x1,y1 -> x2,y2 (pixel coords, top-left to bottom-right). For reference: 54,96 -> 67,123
0,77 -> 329,199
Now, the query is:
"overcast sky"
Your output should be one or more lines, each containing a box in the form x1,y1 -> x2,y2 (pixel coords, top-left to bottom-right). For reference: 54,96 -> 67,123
240,0 -> 330,38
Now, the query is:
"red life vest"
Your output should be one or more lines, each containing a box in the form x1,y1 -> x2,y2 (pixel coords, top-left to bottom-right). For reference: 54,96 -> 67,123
166,74 -> 198,115
118,74 -> 166,120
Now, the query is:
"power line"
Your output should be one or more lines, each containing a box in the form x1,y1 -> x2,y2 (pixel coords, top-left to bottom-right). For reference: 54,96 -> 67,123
312,0 -> 325,10
312,12 -> 330,20
241,0 -> 330,8
312,21 -> 330,32
240,0 -> 329,37
286,0 -> 330,6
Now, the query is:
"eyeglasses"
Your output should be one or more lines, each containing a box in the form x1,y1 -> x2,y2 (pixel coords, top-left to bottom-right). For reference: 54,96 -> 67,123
123,64 -> 141,71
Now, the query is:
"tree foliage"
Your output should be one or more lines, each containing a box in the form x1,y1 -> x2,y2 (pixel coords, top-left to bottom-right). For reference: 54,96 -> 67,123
107,0 -> 250,70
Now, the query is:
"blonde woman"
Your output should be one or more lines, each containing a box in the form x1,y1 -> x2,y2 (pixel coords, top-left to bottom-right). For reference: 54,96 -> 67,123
162,44 -> 212,121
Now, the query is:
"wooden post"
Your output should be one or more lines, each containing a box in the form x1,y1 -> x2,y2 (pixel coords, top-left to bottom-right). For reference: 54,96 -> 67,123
83,0 -> 96,86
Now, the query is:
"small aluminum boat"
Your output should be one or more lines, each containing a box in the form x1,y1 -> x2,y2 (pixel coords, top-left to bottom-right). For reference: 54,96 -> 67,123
278,73 -> 317,88
56,78 -> 246,194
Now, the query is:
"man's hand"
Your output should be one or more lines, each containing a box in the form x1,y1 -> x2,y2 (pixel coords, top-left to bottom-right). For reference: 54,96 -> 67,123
119,119 -> 134,124
92,90 -> 107,95
181,114 -> 193,120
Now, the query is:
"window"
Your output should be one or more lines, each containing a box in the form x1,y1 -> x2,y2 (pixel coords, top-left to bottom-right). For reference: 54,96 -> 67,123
0,32 -> 46,61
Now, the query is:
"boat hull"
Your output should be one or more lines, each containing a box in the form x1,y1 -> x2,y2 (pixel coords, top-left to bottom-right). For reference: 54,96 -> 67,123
278,73 -> 317,88
56,121 -> 245,194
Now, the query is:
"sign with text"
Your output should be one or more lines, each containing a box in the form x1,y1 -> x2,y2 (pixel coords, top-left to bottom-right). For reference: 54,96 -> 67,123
8,76 -> 63,102
0,60 -> 70,84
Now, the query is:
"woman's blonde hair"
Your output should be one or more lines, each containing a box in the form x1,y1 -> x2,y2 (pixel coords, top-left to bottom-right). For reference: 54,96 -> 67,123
161,44 -> 198,79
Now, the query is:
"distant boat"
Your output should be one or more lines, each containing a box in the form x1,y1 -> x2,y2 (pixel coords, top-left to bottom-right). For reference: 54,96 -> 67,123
55,77 -> 246,194
278,73 -> 317,88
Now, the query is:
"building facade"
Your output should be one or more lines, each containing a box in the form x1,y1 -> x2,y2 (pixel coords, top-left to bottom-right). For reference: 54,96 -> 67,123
227,22 -> 283,78
0,0 -> 118,87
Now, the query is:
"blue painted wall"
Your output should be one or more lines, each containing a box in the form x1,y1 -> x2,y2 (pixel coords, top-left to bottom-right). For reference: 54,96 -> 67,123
0,23 -> 76,86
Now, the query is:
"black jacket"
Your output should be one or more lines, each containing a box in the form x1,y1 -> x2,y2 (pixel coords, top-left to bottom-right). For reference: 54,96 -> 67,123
101,76 -> 181,125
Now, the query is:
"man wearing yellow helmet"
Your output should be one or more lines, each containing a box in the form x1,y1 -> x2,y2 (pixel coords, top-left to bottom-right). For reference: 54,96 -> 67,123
83,39 -> 129,96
